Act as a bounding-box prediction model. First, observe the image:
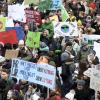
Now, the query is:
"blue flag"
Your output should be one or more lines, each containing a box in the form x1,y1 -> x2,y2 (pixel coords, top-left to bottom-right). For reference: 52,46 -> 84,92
6,27 -> 25,40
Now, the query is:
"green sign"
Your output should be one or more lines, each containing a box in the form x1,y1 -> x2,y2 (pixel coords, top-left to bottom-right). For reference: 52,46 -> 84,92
25,31 -> 40,48
24,0 -> 40,5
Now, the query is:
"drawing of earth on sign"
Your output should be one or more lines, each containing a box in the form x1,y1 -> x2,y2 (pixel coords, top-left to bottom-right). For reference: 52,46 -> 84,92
53,22 -> 78,38
61,25 -> 69,33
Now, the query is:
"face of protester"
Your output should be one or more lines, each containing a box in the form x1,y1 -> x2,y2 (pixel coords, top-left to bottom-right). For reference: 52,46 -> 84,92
38,56 -> 49,64
89,53 -> 95,61
1,71 -> 9,80
77,84 -> 84,90
28,85 -> 33,92
42,30 -> 49,36
82,45 -> 88,51
24,25 -> 29,31
66,46 -> 72,52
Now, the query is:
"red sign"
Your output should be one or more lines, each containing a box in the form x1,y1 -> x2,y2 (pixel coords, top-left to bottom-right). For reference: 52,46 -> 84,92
0,30 -> 18,44
25,9 -> 42,25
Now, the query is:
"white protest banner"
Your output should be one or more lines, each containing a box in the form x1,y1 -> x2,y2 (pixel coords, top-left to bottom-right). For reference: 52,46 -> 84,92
8,4 -> 26,22
82,34 -> 100,46
50,0 -> 62,10
53,22 -> 79,38
11,59 -> 56,90
90,65 -> 100,91
93,42 -> 100,61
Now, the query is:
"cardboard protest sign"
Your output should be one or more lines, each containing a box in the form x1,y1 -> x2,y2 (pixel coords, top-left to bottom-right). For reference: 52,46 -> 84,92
6,27 -> 25,40
0,30 -> 18,44
25,9 -> 42,25
50,0 -> 61,10
25,31 -> 40,48
11,59 -> 56,90
0,17 -> 6,32
53,22 -> 79,38
24,0 -> 40,5
5,50 -> 19,60
82,35 -> 100,46
49,15 -> 59,22
61,5 -> 69,22
8,4 -> 26,22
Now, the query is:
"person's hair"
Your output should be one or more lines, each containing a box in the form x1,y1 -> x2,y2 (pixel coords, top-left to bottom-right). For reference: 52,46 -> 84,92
4,43 -> 12,50
66,41 -> 72,47
74,39 -> 79,44
62,41 -> 72,52
1,68 -> 10,74
13,44 -> 18,49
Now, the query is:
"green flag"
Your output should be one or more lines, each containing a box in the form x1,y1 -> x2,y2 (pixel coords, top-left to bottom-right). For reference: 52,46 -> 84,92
38,0 -> 52,12
25,31 -> 40,48
61,5 -> 69,22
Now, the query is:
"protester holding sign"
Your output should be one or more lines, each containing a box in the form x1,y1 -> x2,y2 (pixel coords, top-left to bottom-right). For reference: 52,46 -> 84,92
0,0 -> 100,99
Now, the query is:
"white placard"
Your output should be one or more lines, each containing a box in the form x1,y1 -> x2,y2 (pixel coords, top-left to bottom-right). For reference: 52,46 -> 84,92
94,42 -> 100,61
11,59 -> 56,90
53,22 -> 79,38
8,4 -> 26,22
90,67 -> 100,91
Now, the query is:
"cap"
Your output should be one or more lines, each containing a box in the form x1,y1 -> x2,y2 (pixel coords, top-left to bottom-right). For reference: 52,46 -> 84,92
61,52 -> 70,62
77,79 -> 85,86
18,40 -> 24,45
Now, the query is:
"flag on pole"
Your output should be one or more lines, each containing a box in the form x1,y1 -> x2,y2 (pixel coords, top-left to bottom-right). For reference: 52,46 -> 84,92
0,17 -> 6,32
61,5 -> 69,22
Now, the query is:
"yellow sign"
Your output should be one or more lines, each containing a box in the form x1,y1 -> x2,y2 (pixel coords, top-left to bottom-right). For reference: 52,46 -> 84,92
49,15 -> 59,22
0,17 -> 6,32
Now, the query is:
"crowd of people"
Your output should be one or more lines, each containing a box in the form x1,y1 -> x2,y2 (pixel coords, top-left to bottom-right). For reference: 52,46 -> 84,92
0,0 -> 100,100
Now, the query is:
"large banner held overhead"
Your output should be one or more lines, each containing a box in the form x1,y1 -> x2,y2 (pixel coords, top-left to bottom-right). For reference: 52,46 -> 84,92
6,27 -> 25,40
25,31 -> 40,48
11,59 -> 56,90
53,22 -> 79,38
0,30 -> 18,44
50,0 -> 61,10
0,17 -> 6,32
25,9 -> 42,25
8,4 -> 26,22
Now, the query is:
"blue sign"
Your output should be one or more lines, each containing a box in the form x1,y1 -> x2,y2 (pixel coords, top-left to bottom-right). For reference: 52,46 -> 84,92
50,0 -> 61,10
